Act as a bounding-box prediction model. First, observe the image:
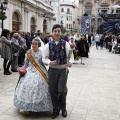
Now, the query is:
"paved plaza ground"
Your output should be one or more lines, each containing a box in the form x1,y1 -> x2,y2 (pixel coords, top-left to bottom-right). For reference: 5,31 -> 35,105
0,46 -> 120,120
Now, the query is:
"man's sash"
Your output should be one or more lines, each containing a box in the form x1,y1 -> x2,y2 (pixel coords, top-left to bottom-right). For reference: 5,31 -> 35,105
27,51 -> 48,83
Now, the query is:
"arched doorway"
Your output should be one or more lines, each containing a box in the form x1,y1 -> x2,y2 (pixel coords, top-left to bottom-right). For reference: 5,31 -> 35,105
31,17 -> 36,32
12,12 -> 20,31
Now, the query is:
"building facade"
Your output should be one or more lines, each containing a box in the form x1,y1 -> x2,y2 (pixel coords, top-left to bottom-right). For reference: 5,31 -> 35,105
1,0 -> 54,33
77,0 -> 120,34
51,0 -> 78,34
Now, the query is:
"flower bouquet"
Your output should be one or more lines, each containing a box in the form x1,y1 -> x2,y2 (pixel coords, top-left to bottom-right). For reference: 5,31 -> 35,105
15,68 -> 27,90
19,68 -> 27,77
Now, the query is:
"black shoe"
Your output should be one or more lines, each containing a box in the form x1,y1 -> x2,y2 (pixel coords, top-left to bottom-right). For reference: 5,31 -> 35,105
19,65 -> 22,67
11,69 -> 18,72
7,71 -> 12,74
62,109 -> 67,117
4,72 -> 11,75
51,111 -> 59,119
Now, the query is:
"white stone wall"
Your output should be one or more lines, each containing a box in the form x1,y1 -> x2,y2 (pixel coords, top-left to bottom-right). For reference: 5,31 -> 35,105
51,0 -> 78,33
60,5 -> 78,30
0,0 -> 54,33
51,0 -> 60,25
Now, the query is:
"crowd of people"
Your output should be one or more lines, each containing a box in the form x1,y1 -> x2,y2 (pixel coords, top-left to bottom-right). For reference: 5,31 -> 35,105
0,29 -> 50,75
0,28 -> 92,76
94,33 -> 120,54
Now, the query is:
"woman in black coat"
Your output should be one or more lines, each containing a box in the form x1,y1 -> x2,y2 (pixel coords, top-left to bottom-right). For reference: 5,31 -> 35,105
100,35 -> 104,49
77,35 -> 89,64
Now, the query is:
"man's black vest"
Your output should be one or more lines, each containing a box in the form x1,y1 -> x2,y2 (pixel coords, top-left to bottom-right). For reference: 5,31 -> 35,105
49,39 -> 67,65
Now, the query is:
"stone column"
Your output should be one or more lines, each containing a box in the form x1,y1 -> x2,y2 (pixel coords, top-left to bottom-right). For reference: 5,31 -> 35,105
36,13 -> 42,31
47,18 -> 49,33
27,9 -> 30,33
40,14 -> 43,32
21,3 -> 25,31
24,8 -> 29,32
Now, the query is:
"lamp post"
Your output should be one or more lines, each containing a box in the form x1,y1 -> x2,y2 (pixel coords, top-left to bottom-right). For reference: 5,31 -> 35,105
0,0 -> 8,30
96,0 -> 99,34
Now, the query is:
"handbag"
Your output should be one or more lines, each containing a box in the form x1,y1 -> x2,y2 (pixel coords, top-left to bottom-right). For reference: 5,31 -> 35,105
108,42 -> 112,46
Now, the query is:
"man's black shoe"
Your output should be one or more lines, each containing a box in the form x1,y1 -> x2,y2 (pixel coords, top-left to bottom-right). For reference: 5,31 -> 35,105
11,69 -> 18,72
19,64 -> 23,67
62,109 -> 67,117
51,111 -> 59,119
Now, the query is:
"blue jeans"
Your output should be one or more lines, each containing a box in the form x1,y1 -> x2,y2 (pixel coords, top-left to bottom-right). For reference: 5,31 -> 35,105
96,42 -> 100,49
92,41 -> 94,46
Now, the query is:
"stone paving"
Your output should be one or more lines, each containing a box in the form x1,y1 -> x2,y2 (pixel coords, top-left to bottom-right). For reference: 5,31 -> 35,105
0,46 -> 120,120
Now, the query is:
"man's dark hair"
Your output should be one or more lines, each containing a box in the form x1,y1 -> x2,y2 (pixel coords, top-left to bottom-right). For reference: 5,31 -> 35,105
1,29 -> 10,37
37,32 -> 40,36
52,24 -> 61,32
37,30 -> 40,33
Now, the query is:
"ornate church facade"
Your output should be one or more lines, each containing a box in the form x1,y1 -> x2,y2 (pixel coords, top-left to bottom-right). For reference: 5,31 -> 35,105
77,0 -> 120,34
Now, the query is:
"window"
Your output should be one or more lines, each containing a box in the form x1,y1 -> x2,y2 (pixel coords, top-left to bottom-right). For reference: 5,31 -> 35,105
53,17 -> 56,21
67,24 -> 68,29
68,16 -> 71,21
101,10 -> 107,13
69,24 -> 70,29
31,17 -> 36,32
61,8 -> 64,12
85,6 -> 91,15
67,16 -> 68,21
31,17 -> 35,25
12,12 -> 20,31
53,8 -> 58,14
51,2 -> 58,7
12,12 -> 19,21
116,9 -> 120,13
67,8 -> 70,14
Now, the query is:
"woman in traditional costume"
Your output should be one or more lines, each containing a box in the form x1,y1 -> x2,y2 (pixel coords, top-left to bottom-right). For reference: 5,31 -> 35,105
69,37 -> 79,61
14,38 -> 52,113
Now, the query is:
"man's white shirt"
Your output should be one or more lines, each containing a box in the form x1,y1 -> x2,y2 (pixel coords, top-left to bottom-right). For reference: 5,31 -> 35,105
42,41 -> 74,69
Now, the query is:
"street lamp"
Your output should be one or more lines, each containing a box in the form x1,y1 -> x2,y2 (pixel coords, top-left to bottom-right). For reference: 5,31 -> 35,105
0,0 -> 8,30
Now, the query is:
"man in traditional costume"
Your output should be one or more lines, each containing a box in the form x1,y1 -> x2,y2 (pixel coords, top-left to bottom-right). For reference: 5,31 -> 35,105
43,24 -> 73,119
